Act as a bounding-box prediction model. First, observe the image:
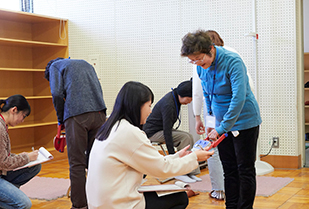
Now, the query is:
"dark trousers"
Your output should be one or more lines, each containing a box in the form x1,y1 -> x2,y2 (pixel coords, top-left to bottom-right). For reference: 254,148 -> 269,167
218,126 -> 259,209
144,191 -> 188,209
65,111 -> 106,208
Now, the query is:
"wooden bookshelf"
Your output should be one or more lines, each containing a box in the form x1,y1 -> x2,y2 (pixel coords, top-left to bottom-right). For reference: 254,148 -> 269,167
304,53 -> 309,140
0,9 -> 68,153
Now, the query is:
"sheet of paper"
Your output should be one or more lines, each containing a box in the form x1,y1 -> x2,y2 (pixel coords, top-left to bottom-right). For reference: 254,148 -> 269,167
13,147 -> 53,171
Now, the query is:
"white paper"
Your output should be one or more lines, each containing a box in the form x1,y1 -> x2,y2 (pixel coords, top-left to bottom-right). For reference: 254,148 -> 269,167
206,115 -> 216,128
13,147 -> 53,171
138,181 -> 189,193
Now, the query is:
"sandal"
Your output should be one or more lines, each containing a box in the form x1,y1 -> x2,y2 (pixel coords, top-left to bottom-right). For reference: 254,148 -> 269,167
209,190 -> 225,200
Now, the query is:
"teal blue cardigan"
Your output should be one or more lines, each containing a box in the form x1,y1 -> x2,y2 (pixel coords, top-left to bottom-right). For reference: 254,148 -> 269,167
197,46 -> 262,135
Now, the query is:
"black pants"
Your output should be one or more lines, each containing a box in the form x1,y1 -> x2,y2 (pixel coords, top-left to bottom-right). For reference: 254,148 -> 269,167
144,191 -> 188,209
218,126 -> 259,209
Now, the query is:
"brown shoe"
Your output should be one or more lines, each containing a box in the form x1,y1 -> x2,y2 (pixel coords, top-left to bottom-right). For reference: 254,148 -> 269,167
186,189 -> 200,198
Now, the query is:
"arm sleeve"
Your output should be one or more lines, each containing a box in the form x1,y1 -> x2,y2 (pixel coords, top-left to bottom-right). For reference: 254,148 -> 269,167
216,59 -> 247,134
192,65 -> 203,116
161,103 -> 177,154
0,131 -> 29,171
126,134 -> 198,179
49,65 -> 65,124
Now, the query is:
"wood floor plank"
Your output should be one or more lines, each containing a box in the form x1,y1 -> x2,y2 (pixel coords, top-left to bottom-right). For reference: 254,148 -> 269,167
30,156 -> 309,208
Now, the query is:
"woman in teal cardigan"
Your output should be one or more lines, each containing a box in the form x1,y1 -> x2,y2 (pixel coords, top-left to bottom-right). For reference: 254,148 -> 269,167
181,29 -> 262,209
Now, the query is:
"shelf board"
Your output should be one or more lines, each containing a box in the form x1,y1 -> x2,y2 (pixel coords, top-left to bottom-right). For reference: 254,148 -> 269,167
305,123 -> 309,125
305,105 -> 309,108
0,8 -> 67,23
8,121 -> 57,130
0,67 -> 45,72
0,37 -> 67,47
0,96 -> 52,100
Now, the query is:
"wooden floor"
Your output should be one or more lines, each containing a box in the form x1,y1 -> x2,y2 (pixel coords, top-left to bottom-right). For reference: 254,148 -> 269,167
31,152 -> 309,209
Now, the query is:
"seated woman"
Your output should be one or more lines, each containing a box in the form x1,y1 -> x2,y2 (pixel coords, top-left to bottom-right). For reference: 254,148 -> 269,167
86,81 -> 214,209
0,94 -> 41,209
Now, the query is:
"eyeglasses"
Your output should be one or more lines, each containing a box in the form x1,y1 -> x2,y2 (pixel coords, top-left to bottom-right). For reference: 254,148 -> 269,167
188,54 -> 206,64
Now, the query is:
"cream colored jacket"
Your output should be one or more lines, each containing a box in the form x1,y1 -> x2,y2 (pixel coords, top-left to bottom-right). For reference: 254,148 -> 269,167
86,119 -> 198,209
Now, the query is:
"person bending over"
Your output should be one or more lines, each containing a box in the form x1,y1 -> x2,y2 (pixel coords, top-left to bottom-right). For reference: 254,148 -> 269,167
143,79 -> 202,183
45,58 -> 107,209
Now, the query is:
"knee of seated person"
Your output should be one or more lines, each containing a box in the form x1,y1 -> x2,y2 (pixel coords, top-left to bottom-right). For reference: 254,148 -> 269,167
185,133 -> 194,146
181,192 -> 189,206
16,197 -> 32,209
31,164 -> 42,175
36,164 -> 42,171
24,199 -> 32,209
180,132 -> 193,141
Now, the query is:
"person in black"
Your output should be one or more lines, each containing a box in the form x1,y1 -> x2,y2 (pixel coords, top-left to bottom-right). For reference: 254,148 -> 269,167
143,79 -> 201,183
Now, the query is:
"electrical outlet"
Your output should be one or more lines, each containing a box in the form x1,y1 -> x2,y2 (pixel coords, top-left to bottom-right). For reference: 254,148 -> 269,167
273,137 -> 279,148
88,55 -> 100,71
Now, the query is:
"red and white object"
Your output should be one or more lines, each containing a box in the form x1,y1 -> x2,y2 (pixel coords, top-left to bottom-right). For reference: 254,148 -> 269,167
53,125 -> 66,153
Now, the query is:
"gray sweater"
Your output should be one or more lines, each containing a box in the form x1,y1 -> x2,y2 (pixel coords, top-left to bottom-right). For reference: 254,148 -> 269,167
49,59 -> 106,123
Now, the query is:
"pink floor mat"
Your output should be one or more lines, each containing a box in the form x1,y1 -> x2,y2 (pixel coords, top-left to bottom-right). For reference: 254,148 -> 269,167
189,174 -> 294,197
20,176 -> 70,200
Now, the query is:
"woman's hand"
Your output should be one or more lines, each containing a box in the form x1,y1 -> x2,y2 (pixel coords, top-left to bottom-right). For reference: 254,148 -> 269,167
195,115 -> 205,135
206,127 -> 213,135
178,145 -> 192,158
208,129 -> 219,141
194,149 -> 214,161
27,150 -> 39,161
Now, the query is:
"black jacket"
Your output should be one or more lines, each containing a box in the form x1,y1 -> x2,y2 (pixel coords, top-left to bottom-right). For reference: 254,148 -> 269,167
143,89 -> 181,154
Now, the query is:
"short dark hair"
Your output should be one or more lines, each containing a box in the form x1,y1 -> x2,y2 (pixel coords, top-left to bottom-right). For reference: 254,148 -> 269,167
176,79 -> 192,98
44,57 -> 64,81
96,81 -> 154,141
0,94 -> 31,116
181,29 -> 213,57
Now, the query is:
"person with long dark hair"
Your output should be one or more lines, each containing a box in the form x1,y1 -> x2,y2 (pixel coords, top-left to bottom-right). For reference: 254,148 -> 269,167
0,94 -> 41,209
86,81 -> 214,209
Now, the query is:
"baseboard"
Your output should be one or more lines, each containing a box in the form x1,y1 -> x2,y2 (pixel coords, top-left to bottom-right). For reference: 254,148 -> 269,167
259,154 -> 301,169
49,150 -> 302,169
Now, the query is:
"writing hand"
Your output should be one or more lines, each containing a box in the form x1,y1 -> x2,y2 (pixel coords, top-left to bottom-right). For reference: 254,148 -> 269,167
28,150 -> 39,161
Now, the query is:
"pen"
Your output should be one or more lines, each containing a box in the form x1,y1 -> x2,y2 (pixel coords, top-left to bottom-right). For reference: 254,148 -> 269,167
197,145 -> 204,150
32,147 -> 34,151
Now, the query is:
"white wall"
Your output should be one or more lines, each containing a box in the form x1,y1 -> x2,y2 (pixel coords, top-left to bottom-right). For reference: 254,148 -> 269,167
0,0 -> 19,10
31,0 -> 303,160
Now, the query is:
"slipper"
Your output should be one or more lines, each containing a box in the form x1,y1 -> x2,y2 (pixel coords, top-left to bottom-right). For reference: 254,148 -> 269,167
186,189 -> 200,197
175,175 -> 196,183
209,190 -> 225,200
188,174 -> 202,182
